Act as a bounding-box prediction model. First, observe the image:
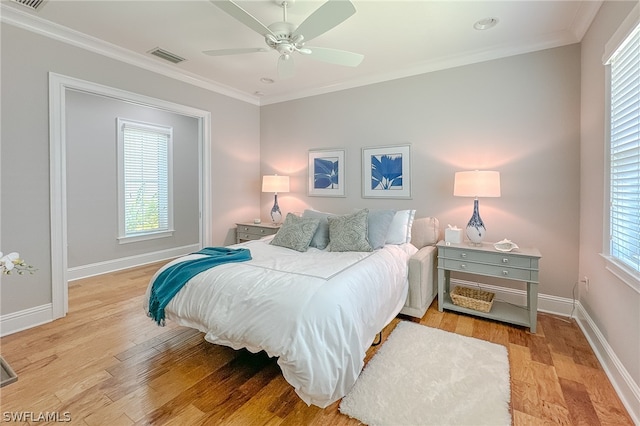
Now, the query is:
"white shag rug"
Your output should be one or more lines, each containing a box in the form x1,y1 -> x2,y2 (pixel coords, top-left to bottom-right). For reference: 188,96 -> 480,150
339,321 -> 511,426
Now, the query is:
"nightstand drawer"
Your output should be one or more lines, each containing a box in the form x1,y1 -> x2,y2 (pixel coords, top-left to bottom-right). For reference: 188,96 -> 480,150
236,222 -> 280,243
441,247 -> 534,268
237,232 -> 261,241
442,258 -> 536,281
237,225 -> 275,237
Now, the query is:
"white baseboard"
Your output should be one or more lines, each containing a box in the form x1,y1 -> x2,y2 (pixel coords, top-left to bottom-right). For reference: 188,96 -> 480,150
1,245 -> 199,336
575,303 -> 640,425
67,244 -> 200,281
0,303 -> 53,337
451,279 -> 639,424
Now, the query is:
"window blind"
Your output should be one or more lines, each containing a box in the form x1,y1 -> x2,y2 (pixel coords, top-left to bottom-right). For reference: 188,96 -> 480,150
610,23 -> 640,274
121,121 -> 171,237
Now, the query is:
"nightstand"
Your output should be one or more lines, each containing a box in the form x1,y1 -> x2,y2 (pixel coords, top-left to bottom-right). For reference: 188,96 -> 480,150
437,240 -> 541,333
236,222 -> 280,243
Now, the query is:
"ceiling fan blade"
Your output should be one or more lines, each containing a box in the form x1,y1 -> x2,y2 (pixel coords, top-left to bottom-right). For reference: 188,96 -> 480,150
278,55 -> 295,79
203,47 -> 269,56
291,0 -> 356,42
209,0 -> 275,37
306,47 -> 364,67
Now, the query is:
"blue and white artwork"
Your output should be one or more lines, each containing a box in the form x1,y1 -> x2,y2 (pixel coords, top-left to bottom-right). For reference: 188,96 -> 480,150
308,149 -> 346,197
314,157 -> 339,189
363,144 -> 411,199
371,153 -> 403,190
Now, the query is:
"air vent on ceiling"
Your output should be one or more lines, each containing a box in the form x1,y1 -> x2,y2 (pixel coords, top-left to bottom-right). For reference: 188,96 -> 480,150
148,47 -> 186,64
10,0 -> 47,11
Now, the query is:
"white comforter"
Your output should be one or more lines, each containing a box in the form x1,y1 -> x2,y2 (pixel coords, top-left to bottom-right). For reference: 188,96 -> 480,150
144,236 -> 417,407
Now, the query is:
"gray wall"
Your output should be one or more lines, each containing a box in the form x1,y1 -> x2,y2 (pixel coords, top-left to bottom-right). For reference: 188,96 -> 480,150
261,45 -> 581,299
579,0 -> 639,417
66,90 -> 200,268
0,23 -> 260,316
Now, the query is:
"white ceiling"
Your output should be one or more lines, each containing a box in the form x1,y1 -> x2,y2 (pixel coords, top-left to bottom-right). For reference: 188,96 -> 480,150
1,0 -> 603,105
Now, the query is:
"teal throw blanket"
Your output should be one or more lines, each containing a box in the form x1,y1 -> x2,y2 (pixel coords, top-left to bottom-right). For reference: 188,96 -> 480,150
148,247 -> 251,325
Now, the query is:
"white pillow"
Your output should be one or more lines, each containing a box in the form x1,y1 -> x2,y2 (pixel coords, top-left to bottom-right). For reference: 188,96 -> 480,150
385,209 -> 416,244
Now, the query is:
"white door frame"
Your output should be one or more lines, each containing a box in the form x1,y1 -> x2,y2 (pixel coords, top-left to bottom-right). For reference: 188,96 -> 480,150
48,72 -> 212,318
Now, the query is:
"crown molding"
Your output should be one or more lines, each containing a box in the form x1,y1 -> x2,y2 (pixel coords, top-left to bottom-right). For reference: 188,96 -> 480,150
0,3 -> 260,106
260,29 -> 582,105
260,1 -> 602,105
570,1 -> 603,41
1,1 -> 601,107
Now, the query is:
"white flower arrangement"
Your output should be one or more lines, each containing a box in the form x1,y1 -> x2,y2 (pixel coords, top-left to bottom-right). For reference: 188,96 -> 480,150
0,252 -> 35,275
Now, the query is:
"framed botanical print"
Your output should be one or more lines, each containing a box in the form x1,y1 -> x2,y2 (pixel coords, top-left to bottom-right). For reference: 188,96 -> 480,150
362,144 -> 411,199
308,149 -> 346,197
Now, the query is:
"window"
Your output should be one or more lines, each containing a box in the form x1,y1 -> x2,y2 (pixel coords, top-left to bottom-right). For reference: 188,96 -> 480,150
605,17 -> 640,286
117,118 -> 173,243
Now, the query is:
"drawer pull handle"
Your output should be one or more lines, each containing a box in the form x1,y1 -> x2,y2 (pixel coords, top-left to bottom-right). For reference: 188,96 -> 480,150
502,270 -> 509,276
460,264 -> 467,269
260,229 -> 265,234
461,253 -> 467,258
243,227 -> 249,231
502,258 -> 509,263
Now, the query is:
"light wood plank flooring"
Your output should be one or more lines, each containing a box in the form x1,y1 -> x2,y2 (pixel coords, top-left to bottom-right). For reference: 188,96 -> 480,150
0,262 -> 633,425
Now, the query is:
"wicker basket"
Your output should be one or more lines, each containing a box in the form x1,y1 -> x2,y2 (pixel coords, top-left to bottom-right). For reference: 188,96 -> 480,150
450,286 -> 495,313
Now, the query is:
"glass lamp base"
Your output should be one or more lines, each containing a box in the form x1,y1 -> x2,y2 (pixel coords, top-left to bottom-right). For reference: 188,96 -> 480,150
466,198 -> 486,245
270,194 -> 283,224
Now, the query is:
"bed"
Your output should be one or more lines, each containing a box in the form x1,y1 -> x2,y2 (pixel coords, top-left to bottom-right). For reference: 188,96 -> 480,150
144,209 -> 439,408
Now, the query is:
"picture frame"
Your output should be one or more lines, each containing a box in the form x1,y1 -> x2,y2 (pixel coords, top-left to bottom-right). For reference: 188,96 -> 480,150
308,149 -> 346,197
362,144 -> 411,199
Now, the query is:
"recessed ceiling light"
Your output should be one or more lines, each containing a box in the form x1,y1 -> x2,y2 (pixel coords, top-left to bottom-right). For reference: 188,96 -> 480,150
260,77 -> 274,84
474,17 -> 499,31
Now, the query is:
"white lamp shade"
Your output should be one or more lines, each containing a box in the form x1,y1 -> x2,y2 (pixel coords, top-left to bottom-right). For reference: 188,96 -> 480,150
262,175 -> 290,193
454,170 -> 501,197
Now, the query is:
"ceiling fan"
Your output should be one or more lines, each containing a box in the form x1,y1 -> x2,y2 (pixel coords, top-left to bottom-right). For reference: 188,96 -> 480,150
204,0 -> 364,79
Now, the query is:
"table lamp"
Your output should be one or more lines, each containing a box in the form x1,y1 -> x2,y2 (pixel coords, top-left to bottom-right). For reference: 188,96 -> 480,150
262,174 -> 289,224
454,170 -> 501,245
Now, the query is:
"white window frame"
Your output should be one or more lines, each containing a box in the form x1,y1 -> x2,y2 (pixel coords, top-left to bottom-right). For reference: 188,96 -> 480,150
602,5 -> 640,292
117,117 -> 174,244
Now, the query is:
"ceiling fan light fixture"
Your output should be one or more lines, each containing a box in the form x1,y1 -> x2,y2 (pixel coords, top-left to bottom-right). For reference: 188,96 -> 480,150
277,44 -> 295,55
208,0 -> 363,77
474,17 -> 499,31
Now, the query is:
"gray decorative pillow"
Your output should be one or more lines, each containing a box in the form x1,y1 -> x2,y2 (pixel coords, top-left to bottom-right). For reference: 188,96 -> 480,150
328,209 -> 372,252
302,209 -> 331,249
367,209 -> 396,249
270,213 -> 320,252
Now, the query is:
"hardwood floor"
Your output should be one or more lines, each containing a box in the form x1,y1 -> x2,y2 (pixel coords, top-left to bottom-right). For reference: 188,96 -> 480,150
0,262 -> 633,425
